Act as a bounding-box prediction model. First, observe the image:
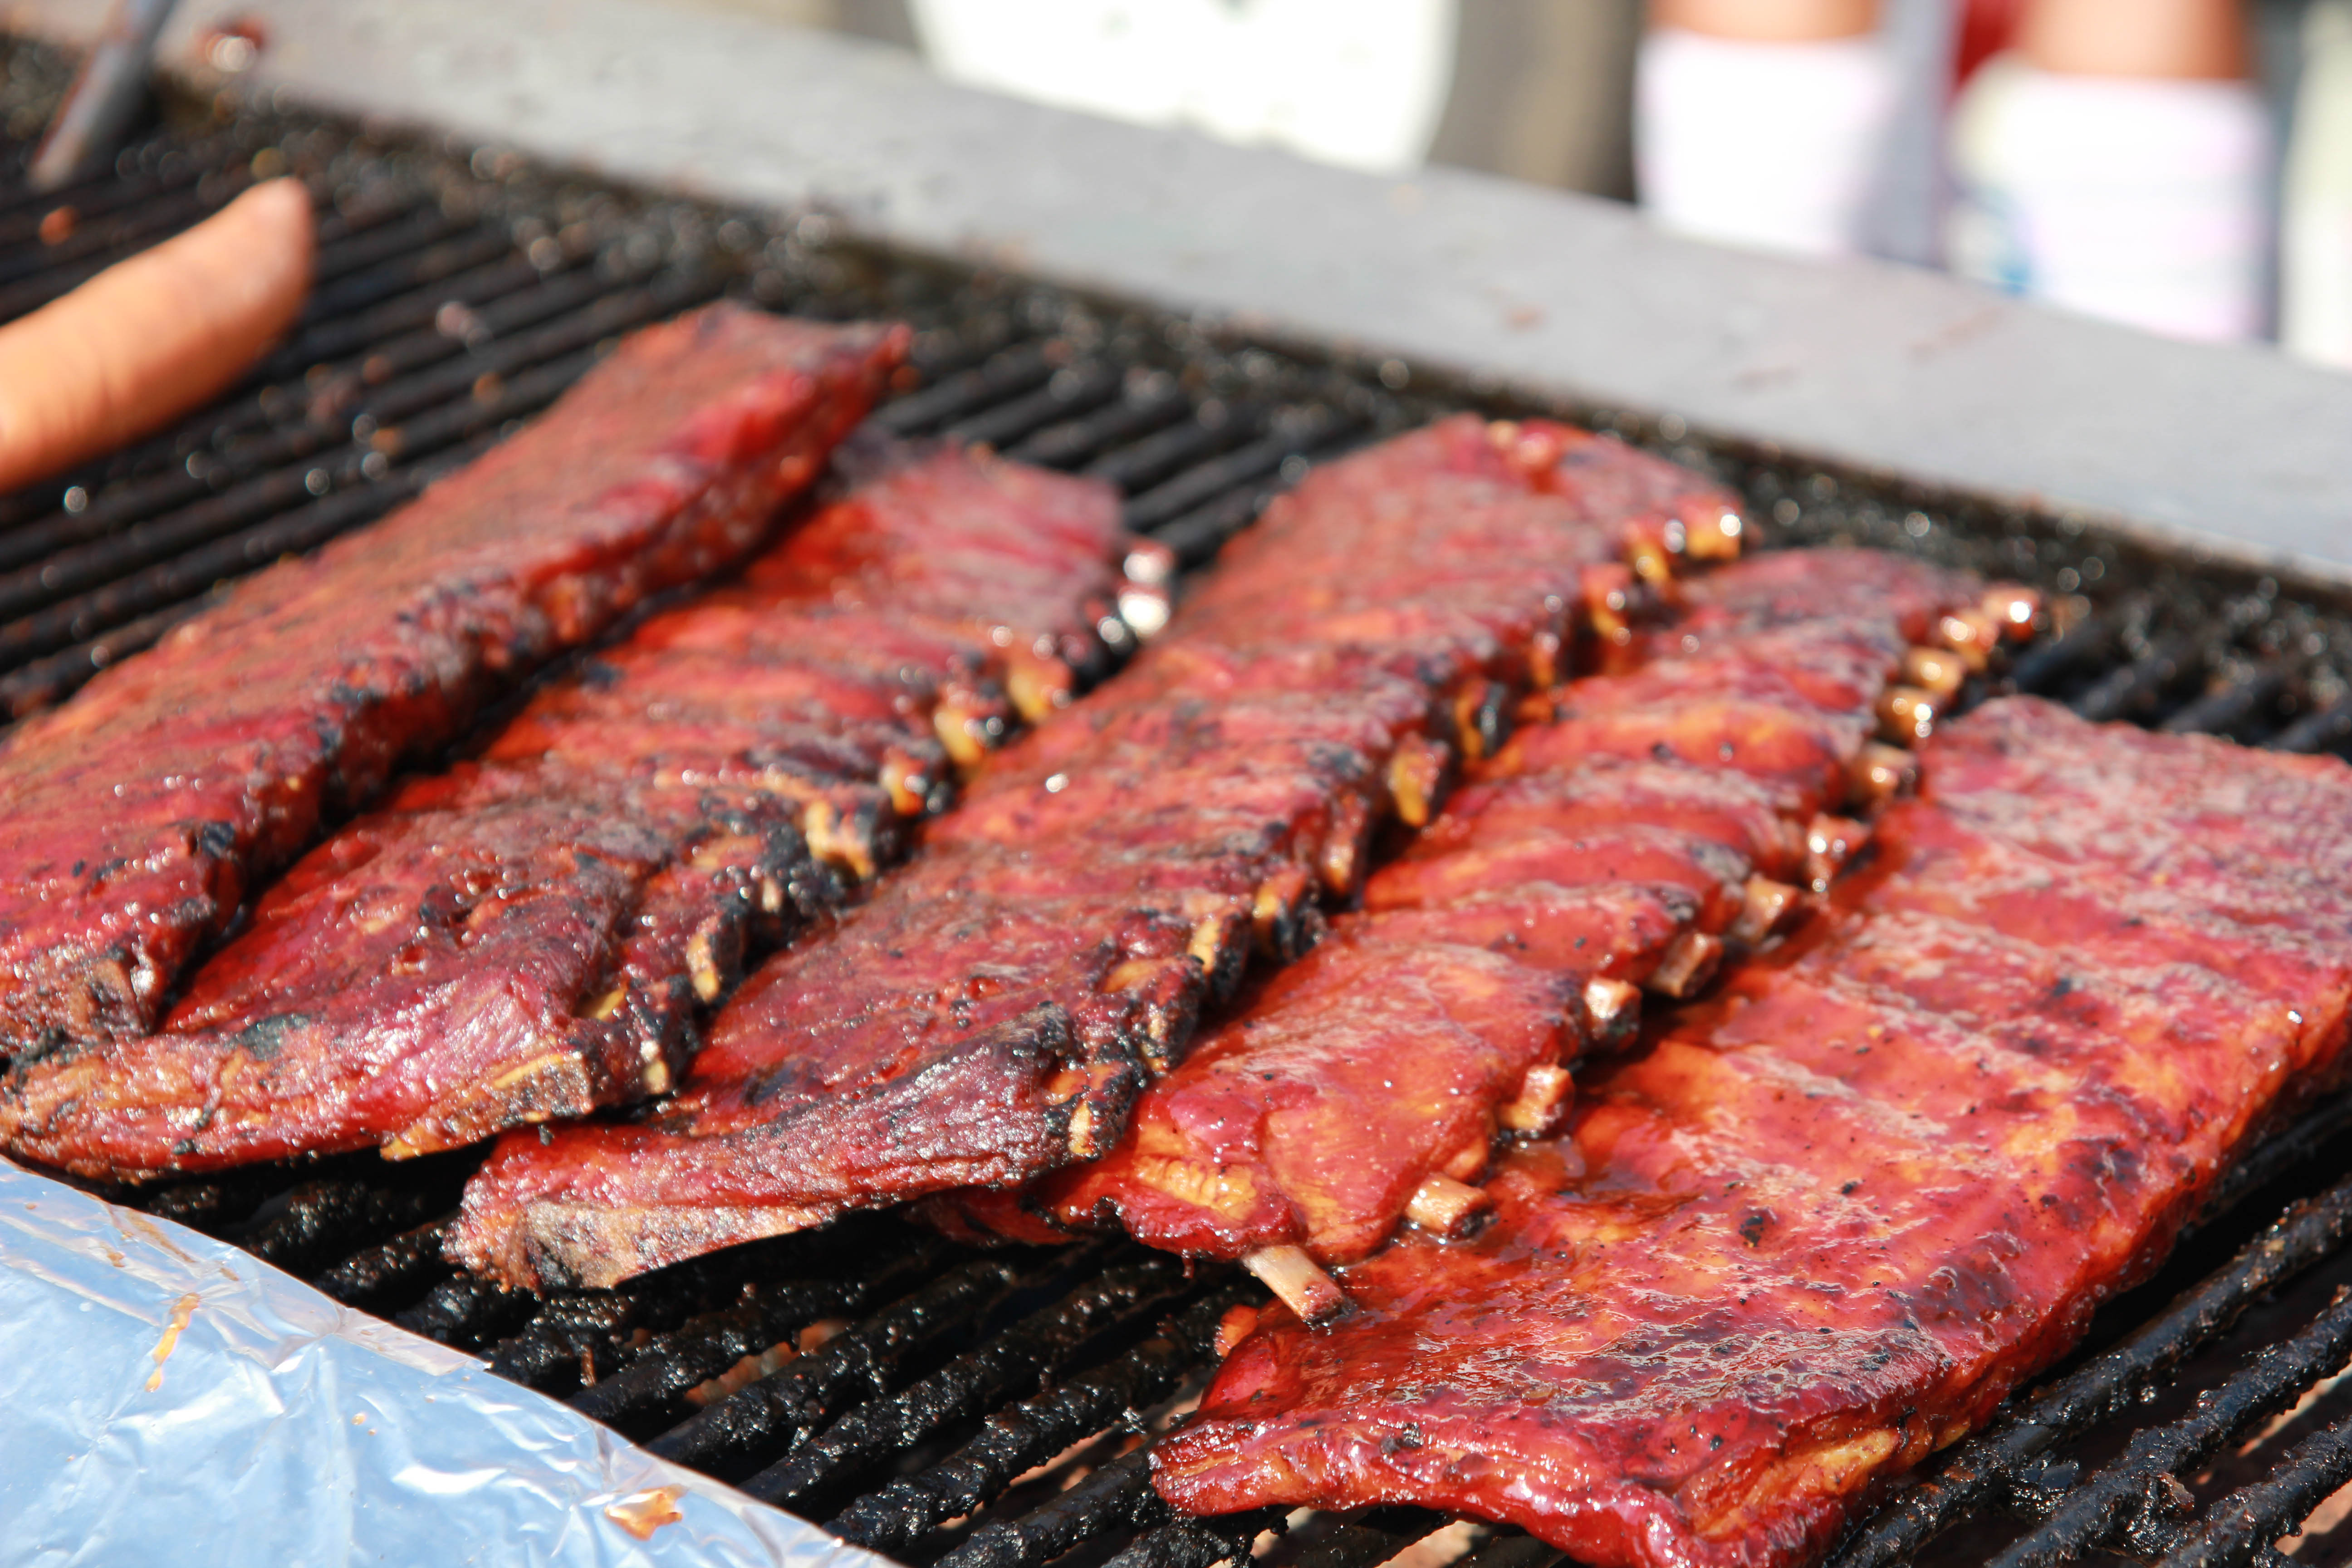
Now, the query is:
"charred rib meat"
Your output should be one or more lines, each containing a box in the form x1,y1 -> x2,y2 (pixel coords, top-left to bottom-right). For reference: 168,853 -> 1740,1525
0,447 -> 1137,1178
0,306 -> 905,1054
946,549 -> 1981,1279
451,415 -> 1743,1290
1153,696 -> 2352,1568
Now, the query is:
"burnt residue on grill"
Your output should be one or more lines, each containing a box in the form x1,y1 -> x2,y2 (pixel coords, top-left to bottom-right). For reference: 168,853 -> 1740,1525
17,28 -> 2352,1568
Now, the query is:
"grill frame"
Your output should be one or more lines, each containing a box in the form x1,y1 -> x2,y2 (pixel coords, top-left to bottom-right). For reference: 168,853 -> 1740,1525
11,33 -> 2352,1568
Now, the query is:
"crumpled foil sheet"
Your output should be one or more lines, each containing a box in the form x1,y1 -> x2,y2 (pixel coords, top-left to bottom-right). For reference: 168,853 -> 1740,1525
0,1158 -> 897,1568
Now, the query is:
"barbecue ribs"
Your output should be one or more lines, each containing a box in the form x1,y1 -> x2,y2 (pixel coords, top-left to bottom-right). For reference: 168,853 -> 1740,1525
451,415 -> 1744,1289
0,446 -> 1138,1178
960,549 -> 1984,1274
0,305 -> 905,1055
1154,696 -> 2352,1568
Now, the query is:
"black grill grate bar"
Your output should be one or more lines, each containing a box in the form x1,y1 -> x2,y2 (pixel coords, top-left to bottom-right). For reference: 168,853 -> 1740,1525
2007,609 -> 2122,699
2161,665 -> 2291,740
1148,423 -> 1379,568
299,220 -> 522,325
1082,404 -> 1262,493
567,1263 -> 945,1437
647,1255 -> 1055,1479
1828,1174 -> 2352,1568
2195,1091 -> 2352,1226
829,1279 -> 1259,1555
0,446 -> 470,714
743,1255 -> 1197,1512
302,200 -> 478,298
198,254 -> 611,451
1987,1285 -> 2352,1568
2157,1412 -> 2352,1568
256,248 -> 576,383
482,1213 -> 940,1395
874,340 -> 1060,436
64,248 -> 617,509
396,1267 -> 544,1350
0,354 -> 574,650
2269,696 -> 2352,755
935,1448 -> 1167,1568
242,1174 -> 457,1279
1452,1535 -> 1569,1568
2071,631 -> 2206,725
0,176 -> 227,290
900,316 -> 1026,385
1005,374 -> 1191,470
309,1217 -> 455,1313
246,265 -> 695,444
0,156 -> 206,246
1283,1510 -> 1455,1568
1098,1513 -> 1276,1568
488,1289 -> 665,1395
0,593 -> 213,718
1121,407 -> 1354,535
0,239 -> 619,544
944,363 -> 1124,453
0,276 -> 714,680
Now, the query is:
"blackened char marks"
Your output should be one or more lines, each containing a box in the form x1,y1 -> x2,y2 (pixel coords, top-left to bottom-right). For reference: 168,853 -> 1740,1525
0,305 -> 908,1053
1154,698 -> 2352,1568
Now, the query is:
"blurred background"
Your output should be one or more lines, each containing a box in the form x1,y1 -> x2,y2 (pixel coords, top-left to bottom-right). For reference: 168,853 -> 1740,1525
678,0 -> 2351,365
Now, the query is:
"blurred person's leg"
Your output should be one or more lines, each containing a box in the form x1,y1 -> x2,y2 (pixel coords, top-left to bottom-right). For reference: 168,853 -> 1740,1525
2283,0 -> 2352,365
905,0 -> 1458,175
1636,0 -> 1901,255
1427,0 -> 1642,199
1947,0 -> 2273,341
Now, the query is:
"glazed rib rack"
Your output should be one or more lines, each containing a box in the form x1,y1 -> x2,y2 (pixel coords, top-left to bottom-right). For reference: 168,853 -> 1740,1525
14,36 -> 2352,1568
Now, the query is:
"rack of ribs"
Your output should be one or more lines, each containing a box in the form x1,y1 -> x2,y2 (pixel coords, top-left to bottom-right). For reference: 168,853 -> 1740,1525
0,445 -> 1141,1179
931,549 -> 1996,1311
1152,695 -> 2352,1568
0,305 -> 906,1057
448,414 -> 1746,1290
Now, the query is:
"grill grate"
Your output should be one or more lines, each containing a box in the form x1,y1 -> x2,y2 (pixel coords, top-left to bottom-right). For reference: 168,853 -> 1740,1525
13,32 -> 2352,1568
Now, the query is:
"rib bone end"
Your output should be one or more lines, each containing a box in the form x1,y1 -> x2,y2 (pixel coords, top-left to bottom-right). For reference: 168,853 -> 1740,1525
1122,540 -> 1177,588
1244,1245 -> 1348,1324
801,800 -> 878,882
1683,507 -> 1745,561
1212,1304 -> 1263,1358
1627,536 -> 1674,588
1404,1174 -> 1492,1238
1901,645 -> 1968,701
1936,609 -> 2000,671
1582,561 -> 1639,646
1644,931 -> 1724,1000
1805,813 -> 1872,892
1876,686 -> 1938,745
1850,742 -> 1920,803
1983,583 -> 2042,640
1118,583 -> 1171,641
1729,876 -> 1803,946
1388,733 -> 1453,828
1500,1062 -> 1575,1135
1583,977 -> 1642,1049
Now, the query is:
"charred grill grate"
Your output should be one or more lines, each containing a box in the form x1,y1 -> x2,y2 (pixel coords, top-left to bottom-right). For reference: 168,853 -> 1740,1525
11,32 -> 2352,1568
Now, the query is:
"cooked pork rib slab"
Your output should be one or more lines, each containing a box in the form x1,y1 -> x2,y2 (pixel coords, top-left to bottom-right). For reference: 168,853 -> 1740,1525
0,447 -> 1136,1178
1153,697 -> 2352,1568
451,415 -> 1743,1289
962,551 -> 1981,1268
0,306 -> 906,1054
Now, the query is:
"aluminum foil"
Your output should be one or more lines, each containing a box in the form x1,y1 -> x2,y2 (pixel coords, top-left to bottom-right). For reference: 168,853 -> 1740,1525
0,1158 -> 896,1568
